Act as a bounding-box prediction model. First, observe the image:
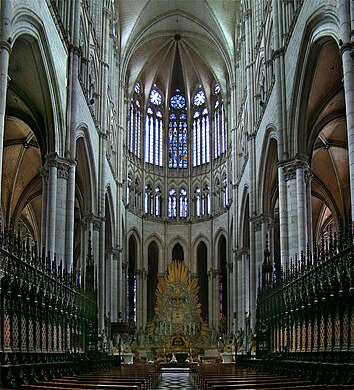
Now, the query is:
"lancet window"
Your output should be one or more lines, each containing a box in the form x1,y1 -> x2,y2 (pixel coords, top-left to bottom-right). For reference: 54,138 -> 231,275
128,82 -> 142,157
155,186 -> 162,217
144,184 -> 153,215
179,188 -> 188,218
168,89 -> 188,168
168,188 -> 177,218
214,84 -> 227,158
145,88 -> 163,166
192,89 -> 210,166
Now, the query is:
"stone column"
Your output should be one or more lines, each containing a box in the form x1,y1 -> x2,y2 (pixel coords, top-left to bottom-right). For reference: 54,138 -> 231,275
95,216 -> 105,332
0,1 -> 12,208
235,249 -> 243,330
244,3 -> 256,328
304,166 -> 313,252
283,160 -> 298,258
273,0 -> 289,264
121,261 -> 128,320
211,269 -> 220,329
339,0 -> 354,223
78,218 -> 88,284
55,159 -> 70,263
109,248 -> 119,322
135,268 -> 146,333
116,247 -> 123,320
278,164 -> 288,265
215,269 -> 221,330
207,269 -> 213,329
227,261 -> 233,331
296,160 -> 308,256
231,248 -> 238,334
40,167 -> 48,251
65,160 -> 77,271
243,249 -> 250,329
45,154 -> 58,257
105,249 -> 113,321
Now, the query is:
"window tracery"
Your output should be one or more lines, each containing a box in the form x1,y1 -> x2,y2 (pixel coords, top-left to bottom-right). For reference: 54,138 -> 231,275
145,88 -> 163,166
168,89 -> 188,168
179,188 -> 188,218
192,88 -> 210,167
214,84 -> 227,159
128,85 -> 141,158
168,188 -> 177,218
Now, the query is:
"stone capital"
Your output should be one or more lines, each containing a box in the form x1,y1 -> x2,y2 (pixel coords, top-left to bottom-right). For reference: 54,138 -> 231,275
281,160 -> 297,181
82,213 -> 105,231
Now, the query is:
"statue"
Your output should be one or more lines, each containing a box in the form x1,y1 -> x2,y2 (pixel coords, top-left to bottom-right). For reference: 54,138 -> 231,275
236,328 -> 244,352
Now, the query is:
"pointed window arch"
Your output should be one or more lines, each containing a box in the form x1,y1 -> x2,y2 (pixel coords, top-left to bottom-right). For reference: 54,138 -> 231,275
145,88 -> 163,166
214,84 -> 227,158
222,175 -> 229,207
144,184 -> 153,215
168,89 -> 188,168
168,188 -> 177,218
195,187 -> 201,217
127,173 -> 133,205
193,88 -> 210,166
179,188 -> 188,218
155,186 -> 162,217
128,82 -> 141,158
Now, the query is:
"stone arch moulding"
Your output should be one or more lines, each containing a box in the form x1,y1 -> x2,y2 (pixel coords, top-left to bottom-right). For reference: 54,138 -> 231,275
12,9 -> 66,155
144,234 -> 163,273
105,185 -> 116,248
288,8 -> 340,157
213,228 -> 228,269
167,236 -> 188,265
127,228 -> 142,269
239,185 -> 250,248
192,234 -> 211,269
257,127 -> 278,214
76,125 -> 98,213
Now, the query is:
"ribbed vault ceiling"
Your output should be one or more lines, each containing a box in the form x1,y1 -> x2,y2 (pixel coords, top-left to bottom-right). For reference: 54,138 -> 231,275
117,0 -> 239,99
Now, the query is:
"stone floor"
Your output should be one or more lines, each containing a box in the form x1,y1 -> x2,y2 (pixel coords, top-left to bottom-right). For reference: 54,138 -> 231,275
156,367 -> 194,389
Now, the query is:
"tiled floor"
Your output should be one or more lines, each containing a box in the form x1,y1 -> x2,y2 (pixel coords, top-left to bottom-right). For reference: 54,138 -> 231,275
156,368 -> 194,389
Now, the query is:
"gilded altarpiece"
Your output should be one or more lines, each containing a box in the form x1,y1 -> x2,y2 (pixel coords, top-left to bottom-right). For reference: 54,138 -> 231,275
143,261 -> 212,353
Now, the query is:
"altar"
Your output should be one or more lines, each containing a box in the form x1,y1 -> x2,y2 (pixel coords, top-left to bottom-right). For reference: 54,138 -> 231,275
112,352 -> 134,364
143,261 -> 213,354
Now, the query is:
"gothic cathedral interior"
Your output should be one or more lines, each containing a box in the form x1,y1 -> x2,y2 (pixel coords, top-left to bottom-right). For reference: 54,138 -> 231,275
0,0 -> 353,388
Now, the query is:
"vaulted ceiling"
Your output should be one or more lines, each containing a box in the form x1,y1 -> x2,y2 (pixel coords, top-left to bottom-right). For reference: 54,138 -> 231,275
117,0 -> 240,101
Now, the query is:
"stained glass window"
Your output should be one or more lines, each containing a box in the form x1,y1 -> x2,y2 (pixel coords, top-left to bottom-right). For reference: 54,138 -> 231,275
180,188 -> 188,218
214,83 -> 220,95
204,185 -> 211,215
222,176 -> 228,207
214,86 -> 227,158
195,187 -> 201,217
155,186 -> 161,217
128,99 -> 141,158
134,82 -> 141,94
127,173 -> 132,205
150,89 -> 162,105
194,90 -> 206,106
145,89 -> 163,166
195,185 -> 210,216
168,188 -> 177,218
144,184 -> 152,214
192,89 -> 209,167
168,90 -> 188,168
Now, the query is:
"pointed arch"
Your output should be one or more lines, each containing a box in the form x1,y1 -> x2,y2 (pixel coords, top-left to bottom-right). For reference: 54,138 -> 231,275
168,236 -> 188,264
